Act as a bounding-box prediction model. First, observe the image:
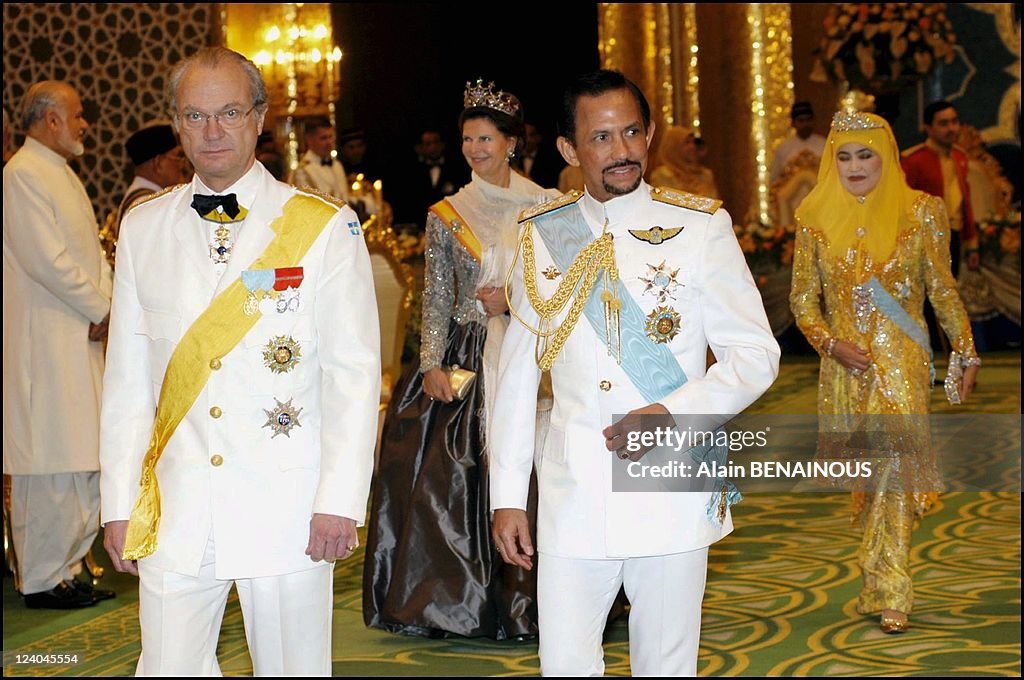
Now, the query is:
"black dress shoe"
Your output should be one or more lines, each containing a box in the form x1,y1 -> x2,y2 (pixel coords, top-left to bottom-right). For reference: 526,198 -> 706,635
71,578 -> 116,602
23,581 -> 97,609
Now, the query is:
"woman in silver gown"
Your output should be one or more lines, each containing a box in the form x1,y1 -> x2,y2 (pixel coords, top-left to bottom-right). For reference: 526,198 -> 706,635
363,80 -> 558,639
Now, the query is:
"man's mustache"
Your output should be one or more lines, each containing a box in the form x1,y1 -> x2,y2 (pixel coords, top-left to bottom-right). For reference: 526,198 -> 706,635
603,160 -> 642,173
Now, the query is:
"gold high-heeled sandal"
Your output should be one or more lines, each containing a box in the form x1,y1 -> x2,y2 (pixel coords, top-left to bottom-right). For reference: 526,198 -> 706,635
879,611 -> 908,634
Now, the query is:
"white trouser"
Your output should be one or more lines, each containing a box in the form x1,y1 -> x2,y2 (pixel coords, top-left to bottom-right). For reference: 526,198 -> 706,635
10,472 -> 99,594
537,548 -> 709,677
136,535 -> 334,677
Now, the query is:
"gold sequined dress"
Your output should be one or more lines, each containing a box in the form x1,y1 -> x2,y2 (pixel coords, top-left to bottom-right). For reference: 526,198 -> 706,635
790,194 -> 978,614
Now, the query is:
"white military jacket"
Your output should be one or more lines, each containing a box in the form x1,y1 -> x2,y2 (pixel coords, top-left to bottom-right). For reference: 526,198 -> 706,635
99,162 -> 380,579
490,182 -> 780,559
289,149 -> 351,201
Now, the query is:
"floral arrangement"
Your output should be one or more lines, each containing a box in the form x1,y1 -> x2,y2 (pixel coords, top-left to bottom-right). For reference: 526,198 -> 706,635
734,222 -> 796,275
811,3 -> 958,94
976,211 -> 1021,264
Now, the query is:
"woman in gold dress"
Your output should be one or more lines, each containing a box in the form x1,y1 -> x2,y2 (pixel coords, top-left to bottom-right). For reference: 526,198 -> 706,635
648,125 -> 719,198
790,111 -> 980,634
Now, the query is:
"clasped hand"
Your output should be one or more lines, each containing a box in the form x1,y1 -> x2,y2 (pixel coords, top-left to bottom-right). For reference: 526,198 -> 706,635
475,286 -> 508,317
831,339 -> 871,372
89,314 -> 110,342
602,403 -> 675,462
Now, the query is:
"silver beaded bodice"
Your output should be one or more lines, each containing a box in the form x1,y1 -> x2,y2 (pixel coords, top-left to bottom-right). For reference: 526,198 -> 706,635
419,212 -> 486,372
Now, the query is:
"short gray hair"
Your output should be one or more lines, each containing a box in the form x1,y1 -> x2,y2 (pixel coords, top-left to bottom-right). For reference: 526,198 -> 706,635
20,80 -> 73,131
166,47 -> 268,123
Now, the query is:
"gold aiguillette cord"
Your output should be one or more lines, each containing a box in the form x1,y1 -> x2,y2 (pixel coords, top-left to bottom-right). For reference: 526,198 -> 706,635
505,220 -> 621,370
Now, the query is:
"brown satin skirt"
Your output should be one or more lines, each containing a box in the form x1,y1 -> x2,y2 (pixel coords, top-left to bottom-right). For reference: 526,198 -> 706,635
362,320 -> 538,640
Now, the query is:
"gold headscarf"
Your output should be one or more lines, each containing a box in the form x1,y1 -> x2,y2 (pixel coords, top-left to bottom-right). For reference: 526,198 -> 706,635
658,125 -> 697,174
795,111 -> 922,267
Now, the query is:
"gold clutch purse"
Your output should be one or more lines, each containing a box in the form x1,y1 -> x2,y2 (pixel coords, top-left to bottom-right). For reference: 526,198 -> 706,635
445,364 -> 477,400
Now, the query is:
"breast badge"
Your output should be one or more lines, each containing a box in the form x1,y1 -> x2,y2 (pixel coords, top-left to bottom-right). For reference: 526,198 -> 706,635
263,336 -> 301,374
639,261 -> 682,303
263,397 -> 303,438
628,225 -> 683,245
542,264 -> 561,280
645,306 -> 682,344
209,225 -> 233,264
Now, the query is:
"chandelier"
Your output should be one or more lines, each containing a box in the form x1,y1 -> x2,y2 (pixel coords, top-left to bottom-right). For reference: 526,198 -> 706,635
249,3 -> 341,116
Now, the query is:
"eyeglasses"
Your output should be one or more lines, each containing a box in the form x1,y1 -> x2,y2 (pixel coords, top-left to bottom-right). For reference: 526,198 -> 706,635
177,105 -> 257,131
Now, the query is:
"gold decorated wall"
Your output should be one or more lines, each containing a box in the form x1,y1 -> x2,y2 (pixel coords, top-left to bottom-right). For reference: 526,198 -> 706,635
2,3 -> 217,221
598,3 -> 1019,223
600,3 -> 818,225
4,4 -> 1016,228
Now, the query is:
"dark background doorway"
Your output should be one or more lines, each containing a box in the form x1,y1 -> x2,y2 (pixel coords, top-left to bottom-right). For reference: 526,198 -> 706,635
331,3 -> 600,193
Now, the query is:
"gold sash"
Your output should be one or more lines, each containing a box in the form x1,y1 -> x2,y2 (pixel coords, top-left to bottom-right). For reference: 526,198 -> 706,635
429,199 -> 483,262
122,194 -> 338,559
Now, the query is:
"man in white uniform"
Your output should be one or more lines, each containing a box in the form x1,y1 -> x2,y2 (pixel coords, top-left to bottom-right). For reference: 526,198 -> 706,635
769,101 -> 827,184
100,47 -> 380,676
491,69 -> 780,676
289,115 -> 350,201
3,80 -> 114,609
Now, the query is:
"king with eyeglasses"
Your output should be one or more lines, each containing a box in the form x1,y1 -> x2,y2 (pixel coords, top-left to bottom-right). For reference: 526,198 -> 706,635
99,46 -> 381,676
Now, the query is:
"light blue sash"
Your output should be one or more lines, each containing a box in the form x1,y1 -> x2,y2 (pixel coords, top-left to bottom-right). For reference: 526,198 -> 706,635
531,203 -> 685,404
530,203 -> 739,519
864,276 -> 935,381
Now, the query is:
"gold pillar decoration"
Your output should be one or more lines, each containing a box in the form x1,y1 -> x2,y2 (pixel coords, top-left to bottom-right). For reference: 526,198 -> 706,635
598,4 -> 701,162
654,4 -> 675,128
599,4 -> 666,129
225,3 -> 341,174
747,3 -> 793,226
682,3 -> 701,132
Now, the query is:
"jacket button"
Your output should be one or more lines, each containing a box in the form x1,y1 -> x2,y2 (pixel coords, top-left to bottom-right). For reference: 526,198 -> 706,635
599,380 -> 612,392
209,406 -> 222,418
210,358 -> 222,370
210,454 -> 223,467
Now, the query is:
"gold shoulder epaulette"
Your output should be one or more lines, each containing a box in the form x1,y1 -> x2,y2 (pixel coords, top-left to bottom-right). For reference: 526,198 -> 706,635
901,142 -> 926,158
651,186 -> 721,214
296,187 -> 348,210
125,183 -> 184,214
517,189 -> 583,224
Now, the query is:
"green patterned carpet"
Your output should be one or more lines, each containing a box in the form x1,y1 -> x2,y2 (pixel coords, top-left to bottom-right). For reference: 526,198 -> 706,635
3,353 -> 1019,676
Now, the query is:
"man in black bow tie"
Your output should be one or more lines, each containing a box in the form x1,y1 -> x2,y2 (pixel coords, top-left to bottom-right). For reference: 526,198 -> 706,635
288,116 -> 350,201
390,127 -> 469,232
100,47 -> 381,676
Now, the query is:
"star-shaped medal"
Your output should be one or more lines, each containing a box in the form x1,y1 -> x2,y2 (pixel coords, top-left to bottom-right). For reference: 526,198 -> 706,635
639,261 -> 682,303
263,397 -> 303,438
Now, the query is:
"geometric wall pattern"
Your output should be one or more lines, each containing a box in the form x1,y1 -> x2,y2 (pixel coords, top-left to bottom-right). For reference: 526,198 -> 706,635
2,3 -> 216,221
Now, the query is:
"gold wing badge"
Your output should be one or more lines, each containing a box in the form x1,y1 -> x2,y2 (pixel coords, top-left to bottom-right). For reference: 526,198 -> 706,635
627,225 -> 683,245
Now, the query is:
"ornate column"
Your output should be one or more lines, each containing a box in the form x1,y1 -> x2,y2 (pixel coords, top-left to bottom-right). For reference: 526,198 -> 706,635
748,3 -> 794,225
598,3 -> 701,134
598,3 -> 794,226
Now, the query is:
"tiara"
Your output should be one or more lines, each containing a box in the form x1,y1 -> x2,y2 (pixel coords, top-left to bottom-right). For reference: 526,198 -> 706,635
831,110 -> 884,132
464,79 -> 520,117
